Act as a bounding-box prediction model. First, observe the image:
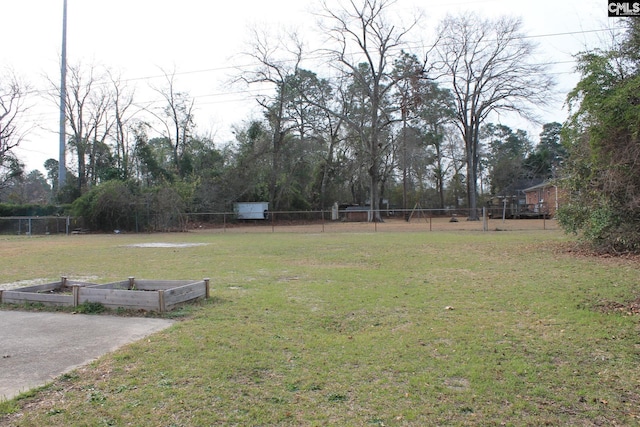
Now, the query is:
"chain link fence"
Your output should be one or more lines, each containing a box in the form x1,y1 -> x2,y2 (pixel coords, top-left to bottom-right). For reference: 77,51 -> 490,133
1,208 -> 559,235
184,208 -> 559,233
0,217 -> 87,235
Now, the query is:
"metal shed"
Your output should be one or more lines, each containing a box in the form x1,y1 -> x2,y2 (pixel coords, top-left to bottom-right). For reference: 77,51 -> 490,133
234,202 -> 269,220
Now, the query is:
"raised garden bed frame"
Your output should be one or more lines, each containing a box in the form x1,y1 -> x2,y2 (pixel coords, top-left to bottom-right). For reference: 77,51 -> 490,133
0,277 -> 210,313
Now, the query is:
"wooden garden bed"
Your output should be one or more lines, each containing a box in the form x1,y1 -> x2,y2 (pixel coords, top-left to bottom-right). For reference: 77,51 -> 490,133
0,277 -> 210,312
0,278 -> 95,307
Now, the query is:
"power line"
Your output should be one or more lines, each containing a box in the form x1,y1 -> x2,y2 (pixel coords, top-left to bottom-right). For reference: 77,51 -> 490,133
18,20 -> 619,100
28,26 -> 622,95
10,25 -> 622,137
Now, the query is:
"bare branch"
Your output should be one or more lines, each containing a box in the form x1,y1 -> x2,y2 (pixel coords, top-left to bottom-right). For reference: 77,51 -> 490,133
0,68 -> 31,187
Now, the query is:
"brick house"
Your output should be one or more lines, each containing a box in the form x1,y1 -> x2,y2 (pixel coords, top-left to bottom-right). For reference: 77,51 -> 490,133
522,181 -> 564,217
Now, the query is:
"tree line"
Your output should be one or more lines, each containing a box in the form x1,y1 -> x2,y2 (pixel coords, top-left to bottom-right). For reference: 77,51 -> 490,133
1,1 -> 571,233
558,19 -> 640,253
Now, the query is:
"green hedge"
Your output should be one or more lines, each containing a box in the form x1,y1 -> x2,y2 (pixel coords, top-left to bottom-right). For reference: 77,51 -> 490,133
0,204 -> 67,217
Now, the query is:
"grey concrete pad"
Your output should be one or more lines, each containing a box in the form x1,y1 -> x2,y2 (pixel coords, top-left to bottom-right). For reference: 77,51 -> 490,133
0,311 -> 173,400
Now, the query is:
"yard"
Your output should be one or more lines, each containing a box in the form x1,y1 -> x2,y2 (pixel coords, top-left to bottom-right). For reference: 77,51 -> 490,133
0,228 -> 639,426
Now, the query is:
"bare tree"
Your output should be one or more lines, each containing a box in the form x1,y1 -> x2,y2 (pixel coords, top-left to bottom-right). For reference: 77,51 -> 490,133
108,71 -> 136,180
238,28 -> 305,210
0,68 -> 29,190
433,14 -> 554,220
317,0 -> 420,221
60,63 -> 113,192
149,69 -> 196,178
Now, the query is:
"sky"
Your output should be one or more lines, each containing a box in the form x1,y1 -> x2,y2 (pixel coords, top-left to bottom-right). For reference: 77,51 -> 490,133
2,0 -> 612,173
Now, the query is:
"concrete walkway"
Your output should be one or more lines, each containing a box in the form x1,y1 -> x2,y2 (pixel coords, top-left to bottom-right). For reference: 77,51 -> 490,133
0,311 -> 173,400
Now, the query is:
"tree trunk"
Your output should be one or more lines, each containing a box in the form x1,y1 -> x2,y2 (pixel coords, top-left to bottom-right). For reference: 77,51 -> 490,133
77,142 -> 86,193
434,129 -> 446,211
319,136 -> 336,210
369,89 -> 382,222
465,127 -> 479,221
436,169 -> 445,211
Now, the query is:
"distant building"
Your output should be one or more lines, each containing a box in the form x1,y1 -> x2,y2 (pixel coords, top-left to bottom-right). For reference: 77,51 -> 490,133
522,182 -> 565,217
234,202 -> 269,220
344,206 -> 371,222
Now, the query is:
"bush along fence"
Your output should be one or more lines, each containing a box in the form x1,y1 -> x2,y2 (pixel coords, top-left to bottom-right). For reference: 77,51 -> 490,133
0,277 -> 211,313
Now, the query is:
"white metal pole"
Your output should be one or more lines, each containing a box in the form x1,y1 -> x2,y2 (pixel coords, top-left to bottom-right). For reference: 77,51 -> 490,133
58,0 -> 68,190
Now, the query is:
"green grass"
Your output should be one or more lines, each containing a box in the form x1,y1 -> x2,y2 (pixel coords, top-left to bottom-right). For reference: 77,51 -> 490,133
1,230 -> 640,426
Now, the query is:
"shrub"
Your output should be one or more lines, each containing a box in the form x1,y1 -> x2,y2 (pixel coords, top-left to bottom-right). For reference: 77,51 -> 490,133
71,180 -> 142,232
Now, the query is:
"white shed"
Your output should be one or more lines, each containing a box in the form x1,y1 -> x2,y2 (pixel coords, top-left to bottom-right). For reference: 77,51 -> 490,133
234,202 -> 269,220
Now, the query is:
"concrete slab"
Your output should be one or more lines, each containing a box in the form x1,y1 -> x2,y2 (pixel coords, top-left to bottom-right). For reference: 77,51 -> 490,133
0,311 -> 173,400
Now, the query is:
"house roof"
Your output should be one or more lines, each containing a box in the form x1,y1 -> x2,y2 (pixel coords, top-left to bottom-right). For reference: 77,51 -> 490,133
523,181 -> 556,192
495,178 -> 544,197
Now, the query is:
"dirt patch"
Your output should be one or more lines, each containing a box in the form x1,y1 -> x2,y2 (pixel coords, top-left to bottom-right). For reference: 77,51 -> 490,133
595,298 -> 640,316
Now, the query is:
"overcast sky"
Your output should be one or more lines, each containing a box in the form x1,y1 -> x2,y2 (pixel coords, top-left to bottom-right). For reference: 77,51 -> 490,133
3,0 -> 611,172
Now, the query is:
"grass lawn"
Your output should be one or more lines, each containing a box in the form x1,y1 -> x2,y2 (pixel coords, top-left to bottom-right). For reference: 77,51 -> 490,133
1,229 -> 639,426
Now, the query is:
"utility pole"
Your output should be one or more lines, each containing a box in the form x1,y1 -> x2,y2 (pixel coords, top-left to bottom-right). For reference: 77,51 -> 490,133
58,0 -> 67,191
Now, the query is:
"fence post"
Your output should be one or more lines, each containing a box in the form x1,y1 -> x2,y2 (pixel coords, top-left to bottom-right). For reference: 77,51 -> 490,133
128,276 -> 135,289
482,207 -> 488,232
204,278 -> 210,299
158,290 -> 165,313
73,285 -> 80,307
